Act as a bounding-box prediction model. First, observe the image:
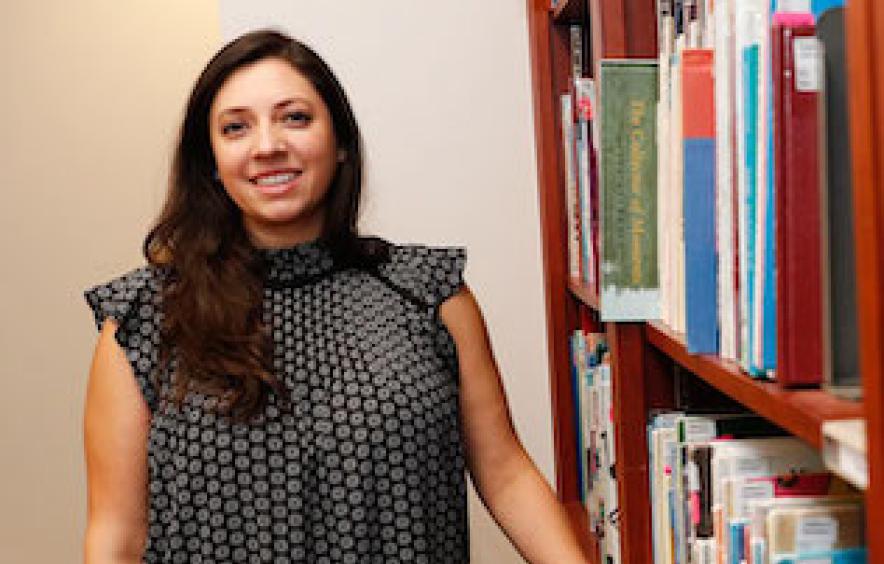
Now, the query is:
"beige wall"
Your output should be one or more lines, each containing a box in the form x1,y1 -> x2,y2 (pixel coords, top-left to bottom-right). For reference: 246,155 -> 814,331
0,2 -> 220,561
1,2 -> 550,562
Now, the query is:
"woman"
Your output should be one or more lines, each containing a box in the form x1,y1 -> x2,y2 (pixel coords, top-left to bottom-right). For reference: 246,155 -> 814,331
83,29 -> 588,563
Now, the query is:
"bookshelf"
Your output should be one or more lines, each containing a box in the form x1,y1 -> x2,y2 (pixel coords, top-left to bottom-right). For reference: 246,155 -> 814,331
526,0 -> 884,562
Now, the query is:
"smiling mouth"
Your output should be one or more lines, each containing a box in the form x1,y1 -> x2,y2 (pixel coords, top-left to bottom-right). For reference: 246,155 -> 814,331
250,170 -> 303,186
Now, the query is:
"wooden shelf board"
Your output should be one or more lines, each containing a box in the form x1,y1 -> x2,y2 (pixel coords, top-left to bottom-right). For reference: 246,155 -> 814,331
564,500 -> 599,563
645,320 -> 863,448
568,278 -> 600,311
552,0 -> 584,24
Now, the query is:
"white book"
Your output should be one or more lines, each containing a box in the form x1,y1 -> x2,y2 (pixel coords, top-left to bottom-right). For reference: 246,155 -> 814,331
767,503 -> 865,558
714,0 -> 737,362
710,437 -> 826,561
575,78 -> 596,288
671,35 -> 687,335
561,94 -> 581,280
822,419 -> 868,490
750,0 -> 772,372
748,495 -> 864,564
658,16 -> 673,330
734,0 -> 753,371
652,425 -> 679,564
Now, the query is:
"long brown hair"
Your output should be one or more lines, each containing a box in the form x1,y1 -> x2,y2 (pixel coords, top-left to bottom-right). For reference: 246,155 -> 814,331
144,29 -> 389,422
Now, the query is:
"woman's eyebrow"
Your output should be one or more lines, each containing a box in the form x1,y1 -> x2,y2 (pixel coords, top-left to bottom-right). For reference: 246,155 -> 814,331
273,97 -> 312,109
216,97 -> 313,118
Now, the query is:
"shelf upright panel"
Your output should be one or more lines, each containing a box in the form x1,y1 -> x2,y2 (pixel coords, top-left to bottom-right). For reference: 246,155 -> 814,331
526,0 -> 583,506
607,322 -> 653,564
623,0 -> 658,57
846,0 -> 884,559
586,0 -> 659,561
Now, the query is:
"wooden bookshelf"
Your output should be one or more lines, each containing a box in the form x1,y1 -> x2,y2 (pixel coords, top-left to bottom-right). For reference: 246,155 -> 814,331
552,0 -> 585,24
567,278 -> 599,311
645,321 -> 863,448
845,0 -> 884,558
564,500 -> 598,557
527,0 -> 884,562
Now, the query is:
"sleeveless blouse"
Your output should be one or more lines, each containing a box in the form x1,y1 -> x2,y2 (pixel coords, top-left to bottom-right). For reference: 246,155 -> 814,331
84,239 -> 469,563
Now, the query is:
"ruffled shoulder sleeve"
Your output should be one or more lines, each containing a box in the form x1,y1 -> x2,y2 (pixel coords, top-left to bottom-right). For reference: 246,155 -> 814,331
377,243 -> 467,312
84,265 -> 166,412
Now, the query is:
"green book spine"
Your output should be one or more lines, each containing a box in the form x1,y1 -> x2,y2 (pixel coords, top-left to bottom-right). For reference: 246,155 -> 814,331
600,60 -> 661,320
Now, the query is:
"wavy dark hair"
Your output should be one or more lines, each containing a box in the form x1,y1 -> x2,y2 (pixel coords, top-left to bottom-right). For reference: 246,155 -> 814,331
144,29 -> 389,422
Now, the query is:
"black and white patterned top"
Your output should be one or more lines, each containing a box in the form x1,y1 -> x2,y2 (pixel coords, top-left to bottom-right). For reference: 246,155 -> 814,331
84,239 -> 469,563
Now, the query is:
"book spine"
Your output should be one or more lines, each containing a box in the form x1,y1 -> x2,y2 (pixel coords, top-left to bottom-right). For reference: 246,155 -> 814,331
772,16 -> 824,386
576,79 -> 597,288
760,0 -> 778,375
658,12 -> 674,329
682,48 -> 719,354
715,0 -> 738,362
561,94 -> 581,280
816,5 -> 861,393
599,60 -> 661,321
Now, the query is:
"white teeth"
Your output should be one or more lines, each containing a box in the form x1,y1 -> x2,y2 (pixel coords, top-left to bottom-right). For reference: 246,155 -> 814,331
254,172 -> 298,186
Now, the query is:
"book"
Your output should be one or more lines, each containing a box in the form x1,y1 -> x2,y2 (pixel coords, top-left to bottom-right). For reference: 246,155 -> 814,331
759,0 -> 778,377
570,24 -> 584,80
734,0 -> 762,375
649,411 -> 682,564
747,491 -> 860,564
714,0 -> 739,362
561,93 -> 581,281
682,48 -> 719,354
772,6 -> 824,386
570,330 -> 588,501
710,436 -> 826,563
821,419 -> 868,490
816,5 -> 860,398
766,503 -> 864,557
576,78 -> 599,290
599,60 -> 661,321
657,4 -> 675,331
772,547 -> 867,564
672,37 -> 688,335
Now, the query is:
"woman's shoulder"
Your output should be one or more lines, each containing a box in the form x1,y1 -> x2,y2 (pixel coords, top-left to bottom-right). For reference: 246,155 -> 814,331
84,264 -> 169,330
369,237 -> 467,310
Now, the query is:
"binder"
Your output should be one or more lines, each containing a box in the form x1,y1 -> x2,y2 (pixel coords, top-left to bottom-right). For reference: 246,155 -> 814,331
772,11 -> 824,386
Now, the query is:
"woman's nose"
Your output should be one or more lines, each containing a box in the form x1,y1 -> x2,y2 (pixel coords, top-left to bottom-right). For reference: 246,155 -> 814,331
253,125 -> 286,157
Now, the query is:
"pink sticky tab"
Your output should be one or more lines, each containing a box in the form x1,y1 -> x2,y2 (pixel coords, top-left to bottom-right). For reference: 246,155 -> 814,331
690,492 -> 701,526
772,12 -> 814,26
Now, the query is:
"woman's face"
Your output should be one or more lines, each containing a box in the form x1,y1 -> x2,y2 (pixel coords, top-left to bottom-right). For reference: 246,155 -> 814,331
209,57 -> 339,248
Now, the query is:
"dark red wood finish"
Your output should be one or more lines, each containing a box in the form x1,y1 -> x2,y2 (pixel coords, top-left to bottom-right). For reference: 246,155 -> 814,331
568,278 -> 600,311
528,0 -> 880,562
846,0 -> 884,560
607,323 -> 653,564
526,0 -> 584,511
645,321 -> 863,448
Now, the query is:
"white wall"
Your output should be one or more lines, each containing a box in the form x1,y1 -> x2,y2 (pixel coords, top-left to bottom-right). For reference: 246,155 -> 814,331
217,2 -> 551,562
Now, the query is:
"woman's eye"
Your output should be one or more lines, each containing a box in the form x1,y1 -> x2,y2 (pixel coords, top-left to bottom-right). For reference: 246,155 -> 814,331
221,122 -> 246,135
284,111 -> 312,126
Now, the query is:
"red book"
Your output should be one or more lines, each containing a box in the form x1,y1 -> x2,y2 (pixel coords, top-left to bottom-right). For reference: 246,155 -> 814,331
772,13 -> 824,386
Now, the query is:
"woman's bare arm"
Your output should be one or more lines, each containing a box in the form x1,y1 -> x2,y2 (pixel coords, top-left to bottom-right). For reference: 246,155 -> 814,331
83,319 -> 151,563
439,286 -> 590,564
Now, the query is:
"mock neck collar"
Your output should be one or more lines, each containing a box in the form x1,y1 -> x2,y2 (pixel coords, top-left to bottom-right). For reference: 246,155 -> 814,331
257,238 -> 336,285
